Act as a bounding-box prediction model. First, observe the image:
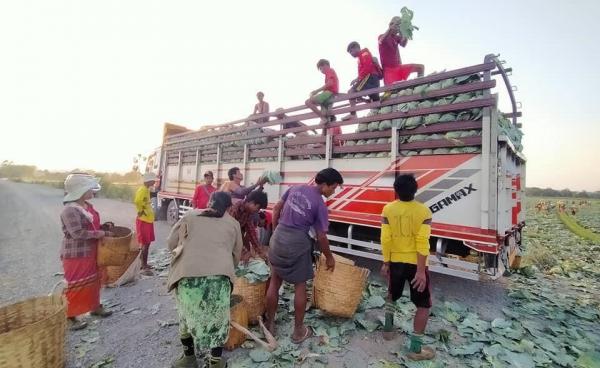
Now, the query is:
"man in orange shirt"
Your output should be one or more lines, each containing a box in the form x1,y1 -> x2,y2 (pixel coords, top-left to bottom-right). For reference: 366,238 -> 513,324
305,59 -> 339,124
342,41 -> 381,121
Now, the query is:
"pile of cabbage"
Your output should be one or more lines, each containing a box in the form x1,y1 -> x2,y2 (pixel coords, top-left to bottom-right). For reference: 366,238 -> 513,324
340,72 -> 524,158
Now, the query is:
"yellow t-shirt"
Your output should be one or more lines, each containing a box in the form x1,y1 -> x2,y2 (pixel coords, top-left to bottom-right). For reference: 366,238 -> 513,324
134,186 -> 154,223
380,200 -> 432,264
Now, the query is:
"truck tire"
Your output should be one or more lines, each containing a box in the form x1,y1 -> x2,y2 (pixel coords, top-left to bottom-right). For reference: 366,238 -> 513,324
155,199 -> 168,221
167,200 -> 179,226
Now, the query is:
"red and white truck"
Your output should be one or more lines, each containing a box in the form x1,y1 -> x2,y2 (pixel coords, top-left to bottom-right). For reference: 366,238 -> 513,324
146,54 -> 525,281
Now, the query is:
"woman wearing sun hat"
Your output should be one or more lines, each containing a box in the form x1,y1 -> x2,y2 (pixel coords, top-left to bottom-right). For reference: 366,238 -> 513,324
60,174 -> 114,330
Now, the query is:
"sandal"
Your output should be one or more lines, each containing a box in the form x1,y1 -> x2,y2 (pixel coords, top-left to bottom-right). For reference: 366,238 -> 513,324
291,326 -> 313,344
68,318 -> 88,331
91,305 -> 113,318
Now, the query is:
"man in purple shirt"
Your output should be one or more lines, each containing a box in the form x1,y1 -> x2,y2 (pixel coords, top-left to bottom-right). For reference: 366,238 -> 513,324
265,168 -> 344,344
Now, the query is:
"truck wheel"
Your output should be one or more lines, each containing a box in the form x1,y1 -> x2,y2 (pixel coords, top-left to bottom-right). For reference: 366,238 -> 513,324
167,200 -> 179,226
155,199 -> 168,221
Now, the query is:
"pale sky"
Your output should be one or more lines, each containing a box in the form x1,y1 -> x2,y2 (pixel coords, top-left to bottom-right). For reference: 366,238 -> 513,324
1,0 -> 599,191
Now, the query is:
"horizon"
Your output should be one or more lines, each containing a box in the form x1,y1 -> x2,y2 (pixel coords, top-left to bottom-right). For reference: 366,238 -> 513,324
2,0 -> 600,191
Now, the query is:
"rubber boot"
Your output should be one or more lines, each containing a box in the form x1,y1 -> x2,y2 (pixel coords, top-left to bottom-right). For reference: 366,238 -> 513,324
171,354 -> 199,368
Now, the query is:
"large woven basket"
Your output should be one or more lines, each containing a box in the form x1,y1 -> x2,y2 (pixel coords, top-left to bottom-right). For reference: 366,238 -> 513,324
224,295 -> 248,351
313,254 -> 370,318
97,226 -> 133,267
0,293 -> 66,368
104,248 -> 140,285
232,277 -> 266,324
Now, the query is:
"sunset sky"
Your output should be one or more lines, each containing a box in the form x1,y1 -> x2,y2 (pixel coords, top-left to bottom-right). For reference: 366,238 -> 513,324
1,0 -> 599,191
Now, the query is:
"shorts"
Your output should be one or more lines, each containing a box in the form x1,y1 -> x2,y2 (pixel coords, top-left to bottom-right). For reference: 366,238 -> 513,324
389,262 -> 432,308
136,218 -> 155,246
312,91 -> 334,106
383,64 -> 419,85
352,74 -> 380,102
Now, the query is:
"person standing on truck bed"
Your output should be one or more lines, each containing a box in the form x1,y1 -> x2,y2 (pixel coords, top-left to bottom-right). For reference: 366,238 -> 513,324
380,174 -> 435,361
228,190 -> 269,262
265,168 -> 343,344
192,171 -> 216,209
220,167 -> 268,203
342,41 -> 381,121
135,172 -> 157,275
378,16 -> 424,88
305,59 -> 339,125
252,91 -> 270,124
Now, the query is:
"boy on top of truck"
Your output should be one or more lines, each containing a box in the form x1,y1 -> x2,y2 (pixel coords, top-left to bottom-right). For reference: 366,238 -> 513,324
305,59 -> 339,124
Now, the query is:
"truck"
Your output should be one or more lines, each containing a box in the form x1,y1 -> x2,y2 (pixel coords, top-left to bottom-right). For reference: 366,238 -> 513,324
146,54 -> 526,281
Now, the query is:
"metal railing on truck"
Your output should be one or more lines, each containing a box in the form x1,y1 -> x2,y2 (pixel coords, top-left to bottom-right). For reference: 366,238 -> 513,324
160,54 -> 523,280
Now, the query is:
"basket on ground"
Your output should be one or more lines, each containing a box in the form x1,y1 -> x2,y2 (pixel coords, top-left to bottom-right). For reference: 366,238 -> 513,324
232,277 -> 266,324
97,226 -> 133,266
104,248 -> 140,285
0,294 -> 66,368
224,295 -> 248,351
313,254 -> 370,318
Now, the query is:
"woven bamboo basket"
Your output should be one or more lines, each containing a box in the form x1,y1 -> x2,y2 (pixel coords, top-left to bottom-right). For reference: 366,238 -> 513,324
232,277 -> 266,324
104,248 -> 140,285
313,254 -> 370,318
97,226 -> 133,266
224,295 -> 248,351
0,291 -> 66,368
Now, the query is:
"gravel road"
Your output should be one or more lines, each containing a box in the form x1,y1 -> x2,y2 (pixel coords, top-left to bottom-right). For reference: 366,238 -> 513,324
0,180 -> 509,368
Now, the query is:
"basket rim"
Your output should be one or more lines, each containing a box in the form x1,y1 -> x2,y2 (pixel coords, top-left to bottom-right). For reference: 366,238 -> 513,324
104,226 -> 132,239
0,294 -> 66,338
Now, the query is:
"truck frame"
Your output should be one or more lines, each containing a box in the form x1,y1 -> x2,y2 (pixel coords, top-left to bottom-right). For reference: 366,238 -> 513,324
148,54 -> 526,281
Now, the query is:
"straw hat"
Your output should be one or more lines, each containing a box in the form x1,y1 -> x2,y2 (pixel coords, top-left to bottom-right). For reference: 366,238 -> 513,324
63,175 -> 100,202
143,172 -> 157,183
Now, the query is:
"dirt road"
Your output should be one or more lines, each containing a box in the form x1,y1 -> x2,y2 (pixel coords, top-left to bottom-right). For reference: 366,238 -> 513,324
0,181 -> 509,368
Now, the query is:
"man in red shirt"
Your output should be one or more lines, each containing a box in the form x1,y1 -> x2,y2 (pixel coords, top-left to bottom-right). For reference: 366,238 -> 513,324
305,59 -> 339,124
343,41 -> 381,121
379,16 -> 424,86
191,171 -> 216,209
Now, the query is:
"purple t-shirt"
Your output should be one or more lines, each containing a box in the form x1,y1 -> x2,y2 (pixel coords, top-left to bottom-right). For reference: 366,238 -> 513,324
278,185 -> 329,234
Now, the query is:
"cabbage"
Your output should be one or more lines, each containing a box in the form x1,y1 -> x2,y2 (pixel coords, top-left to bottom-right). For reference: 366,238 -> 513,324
354,153 -> 367,158
407,134 -> 428,143
453,93 -> 473,103
379,120 -> 392,130
440,78 -> 455,89
418,100 -> 434,109
398,7 -> 419,40
356,140 -> 367,145
433,96 -> 455,106
368,121 -> 380,131
400,150 -> 418,157
396,103 -> 410,112
413,84 -> 428,94
425,82 -> 442,92
379,106 -> 393,114
424,114 -> 441,124
433,148 -> 451,154
428,134 -> 444,140
404,116 -> 423,128
454,74 -> 480,85
398,88 -> 413,96
357,123 -> 369,132
439,113 -> 456,122
406,101 -> 419,110
377,138 -> 388,144
376,152 -> 389,158
366,139 -> 377,144
366,153 -> 378,158
445,131 -> 462,139
419,149 -> 434,155
471,108 -> 483,120
345,140 -> 356,146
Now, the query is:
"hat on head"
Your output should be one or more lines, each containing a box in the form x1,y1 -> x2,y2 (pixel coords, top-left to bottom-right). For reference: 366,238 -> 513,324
63,175 -> 99,203
143,172 -> 157,183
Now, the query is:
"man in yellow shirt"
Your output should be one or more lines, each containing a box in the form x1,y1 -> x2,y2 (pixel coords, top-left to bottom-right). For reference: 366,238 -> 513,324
380,174 -> 435,361
135,172 -> 157,274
